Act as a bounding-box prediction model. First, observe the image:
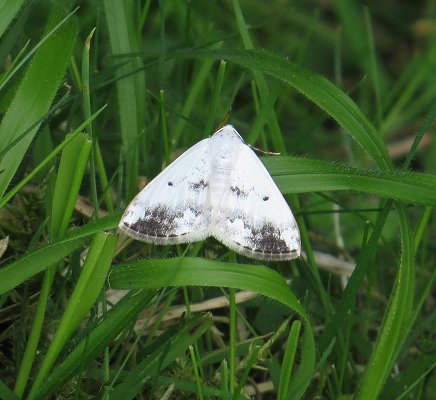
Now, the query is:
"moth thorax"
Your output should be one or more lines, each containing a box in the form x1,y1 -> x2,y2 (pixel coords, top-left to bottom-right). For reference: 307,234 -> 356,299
209,151 -> 233,200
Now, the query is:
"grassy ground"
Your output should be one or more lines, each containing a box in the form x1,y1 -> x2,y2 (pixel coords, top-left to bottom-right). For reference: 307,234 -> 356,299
0,0 -> 435,399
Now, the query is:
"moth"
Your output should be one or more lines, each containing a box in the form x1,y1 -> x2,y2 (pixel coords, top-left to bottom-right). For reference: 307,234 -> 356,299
119,125 -> 301,260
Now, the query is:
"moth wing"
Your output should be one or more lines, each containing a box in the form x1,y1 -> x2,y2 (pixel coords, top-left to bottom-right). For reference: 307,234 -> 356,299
119,138 -> 212,244
211,143 -> 300,260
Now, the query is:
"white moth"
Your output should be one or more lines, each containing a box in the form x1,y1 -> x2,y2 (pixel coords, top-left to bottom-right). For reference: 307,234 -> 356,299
119,125 -> 301,260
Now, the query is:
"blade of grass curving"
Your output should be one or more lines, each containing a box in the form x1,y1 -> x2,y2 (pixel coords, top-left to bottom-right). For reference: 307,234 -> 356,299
178,49 -> 391,169
277,320 -> 301,400
204,60 -> 226,135
30,289 -> 157,400
82,28 -> 99,218
402,99 -> 436,170
285,317 -> 317,399
13,262 -> 56,397
0,212 -> 119,295
24,128 -> 94,396
109,257 -> 315,396
231,345 -> 260,400
103,0 -> 145,201
64,212 -> 121,240
189,345 -> 205,400
0,7 -> 77,197
392,262 -> 436,371
357,204 -> 415,399
0,236 -> 87,295
28,233 -> 117,398
50,132 -> 92,239
262,156 -> 436,206
110,258 -> 307,316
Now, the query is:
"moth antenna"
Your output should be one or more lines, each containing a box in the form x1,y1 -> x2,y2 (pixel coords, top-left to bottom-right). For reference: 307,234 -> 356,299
249,144 -> 281,156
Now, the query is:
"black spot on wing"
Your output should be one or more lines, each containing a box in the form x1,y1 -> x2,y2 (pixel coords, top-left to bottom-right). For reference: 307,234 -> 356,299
248,222 -> 290,254
230,186 -> 248,198
125,204 -> 204,237
190,179 -> 208,191
224,212 -> 292,255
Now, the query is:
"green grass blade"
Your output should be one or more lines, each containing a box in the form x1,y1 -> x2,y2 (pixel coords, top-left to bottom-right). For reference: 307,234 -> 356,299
318,201 -> 392,353
229,287 -> 236,393
0,7 -> 77,197
109,314 -> 213,400
0,237 -> 87,295
171,54 -> 219,144
263,156 -> 436,206
110,258 -> 307,316
0,378 -> 19,400
64,212 -> 121,240
50,132 -> 92,239
30,289 -> 157,400
181,48 -> 391,169
403,100 -> 436,170
189,345 -> 205,400
231,0 -> 287,152
382,44 -> 436,134
380,354 -> 436,400
363,7 -> 383,126
159,90 -> 170,165
231,345 -> 260,400
204,59 -> 226,135
0,7 -> 78,93
109,257 -> 315,396
103,0 -> 145,201
0,104 -> 107,209
357,204 -> 415,399
28,232 -> 117,398
82,28 -> 99,217
334,0 -> 387,107
278,320 -> 301,400
13,263 -> 55,398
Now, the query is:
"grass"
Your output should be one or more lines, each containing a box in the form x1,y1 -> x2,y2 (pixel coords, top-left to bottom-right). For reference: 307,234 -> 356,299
0,1 -> 435,399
